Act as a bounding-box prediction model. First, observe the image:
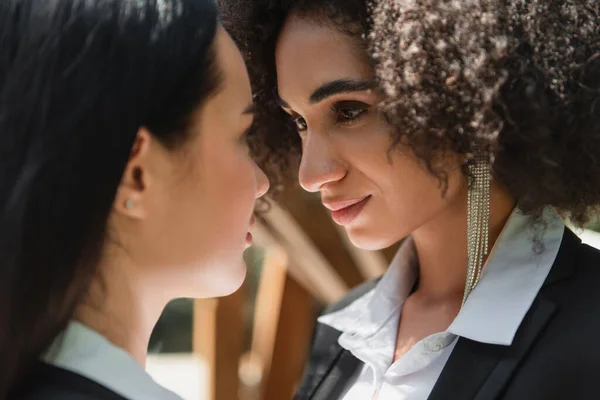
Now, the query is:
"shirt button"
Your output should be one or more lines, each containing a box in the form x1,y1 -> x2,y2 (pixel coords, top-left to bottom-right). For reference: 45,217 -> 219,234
426,339 -> 445,352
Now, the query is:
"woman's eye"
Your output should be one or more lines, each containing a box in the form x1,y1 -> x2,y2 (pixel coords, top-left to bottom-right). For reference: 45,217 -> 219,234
333,101 -> 369,124
338,108 -> 365,122
293,116 -> 307,131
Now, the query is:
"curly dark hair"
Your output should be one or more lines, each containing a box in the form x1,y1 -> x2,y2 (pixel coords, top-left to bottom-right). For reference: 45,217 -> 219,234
221,0 -> 600,226
219,0 -> 370,196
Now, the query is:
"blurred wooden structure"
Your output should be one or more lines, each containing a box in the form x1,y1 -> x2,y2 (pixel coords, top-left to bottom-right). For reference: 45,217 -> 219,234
192,187 -> 398,400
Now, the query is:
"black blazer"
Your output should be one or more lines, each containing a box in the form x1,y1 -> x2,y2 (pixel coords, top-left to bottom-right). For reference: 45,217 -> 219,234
295,229 -> 600,400
11,362 -> 128,400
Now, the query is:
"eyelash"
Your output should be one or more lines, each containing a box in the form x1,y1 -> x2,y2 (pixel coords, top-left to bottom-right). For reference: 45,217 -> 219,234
292,101 -> 369,132
292,116 -> 307,132
332,102 -> 369,125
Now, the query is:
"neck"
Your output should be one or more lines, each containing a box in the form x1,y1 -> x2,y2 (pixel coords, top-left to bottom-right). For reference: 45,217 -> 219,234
411,182 -> 515,301
74,253 -> 169,366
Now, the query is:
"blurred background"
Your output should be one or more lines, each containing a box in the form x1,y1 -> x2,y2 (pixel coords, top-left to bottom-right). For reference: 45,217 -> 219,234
144,188 -> 600,400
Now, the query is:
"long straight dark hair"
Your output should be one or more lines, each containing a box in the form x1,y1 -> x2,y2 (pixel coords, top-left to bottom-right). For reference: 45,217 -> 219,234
0,0 -> 221,396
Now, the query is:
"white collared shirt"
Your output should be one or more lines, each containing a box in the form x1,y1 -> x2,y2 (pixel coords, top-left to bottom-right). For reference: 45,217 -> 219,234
43,321 -> 182,400
319,208 -> 565,400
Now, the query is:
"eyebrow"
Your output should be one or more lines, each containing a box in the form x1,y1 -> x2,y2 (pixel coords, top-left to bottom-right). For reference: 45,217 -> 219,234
276,78 -> 374,109
309,79 -> 374,104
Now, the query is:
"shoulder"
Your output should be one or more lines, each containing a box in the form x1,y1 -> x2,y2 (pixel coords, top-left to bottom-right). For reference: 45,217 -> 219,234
18,389 -> 104,400
512,239 -> 600,384
574,241 -> 600,281
552,234 -> 600,305
542,233 -> 600,343
13,363 -> 128,400
567,242 -> 600,311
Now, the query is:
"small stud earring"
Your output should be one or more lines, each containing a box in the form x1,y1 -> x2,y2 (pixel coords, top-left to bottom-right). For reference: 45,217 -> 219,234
125,199 -> 133,209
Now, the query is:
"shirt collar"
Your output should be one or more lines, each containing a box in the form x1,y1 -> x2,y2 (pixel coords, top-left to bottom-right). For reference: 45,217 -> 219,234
319,207 -> 565,347
43,321 -> 182,400
449,208 -> 564,344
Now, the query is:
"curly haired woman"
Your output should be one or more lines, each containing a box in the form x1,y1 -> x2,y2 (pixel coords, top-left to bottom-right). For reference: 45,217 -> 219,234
221,0 -> 600,399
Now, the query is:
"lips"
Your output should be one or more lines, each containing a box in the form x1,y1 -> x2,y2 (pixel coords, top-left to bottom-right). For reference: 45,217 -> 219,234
322,195 -> 371,226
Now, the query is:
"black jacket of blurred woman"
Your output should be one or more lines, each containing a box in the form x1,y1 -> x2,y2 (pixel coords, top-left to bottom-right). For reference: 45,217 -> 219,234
220,0 -> 600,399
0,0 -> 269,398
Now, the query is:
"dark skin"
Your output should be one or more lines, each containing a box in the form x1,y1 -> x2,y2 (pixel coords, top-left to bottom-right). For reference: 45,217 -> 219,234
221,0 -> 600,230
222,1 -> 600,392
275,15 -> 516,362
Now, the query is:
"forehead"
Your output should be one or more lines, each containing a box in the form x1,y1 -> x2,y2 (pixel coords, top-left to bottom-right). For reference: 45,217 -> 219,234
275,15 -> 373,100
191,26 -> 252,137
214,25 -> 252,106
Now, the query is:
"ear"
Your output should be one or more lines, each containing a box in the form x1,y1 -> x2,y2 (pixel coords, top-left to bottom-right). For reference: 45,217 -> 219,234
113,128 -> 155,220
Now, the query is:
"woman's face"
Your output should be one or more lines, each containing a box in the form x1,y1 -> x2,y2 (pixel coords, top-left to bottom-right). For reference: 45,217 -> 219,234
118,26 -> 269,299
275,15 -> 466,250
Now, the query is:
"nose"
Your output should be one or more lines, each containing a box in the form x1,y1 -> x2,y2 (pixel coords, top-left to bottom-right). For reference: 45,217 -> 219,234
254,163 -> 270,199
298,134 -> 346,193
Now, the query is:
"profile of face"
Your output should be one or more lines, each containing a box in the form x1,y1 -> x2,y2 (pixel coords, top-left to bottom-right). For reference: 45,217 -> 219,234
112,26 -> 269,299
275,15 -> 466,250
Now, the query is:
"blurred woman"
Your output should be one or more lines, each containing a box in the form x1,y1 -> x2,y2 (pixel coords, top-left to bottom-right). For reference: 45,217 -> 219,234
0,0 -> 268,398
221,0 -> 600,399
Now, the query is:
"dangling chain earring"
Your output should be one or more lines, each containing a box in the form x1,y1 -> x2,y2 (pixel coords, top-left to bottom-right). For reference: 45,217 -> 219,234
462,152 -> 491,305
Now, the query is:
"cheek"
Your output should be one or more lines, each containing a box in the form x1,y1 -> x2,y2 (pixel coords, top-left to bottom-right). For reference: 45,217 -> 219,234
387,160 -> 443,210
335,120 -> 395,182
199,143 -> 256,230
339,132 -> 455,247
149,141 -> 259,297
335,113 -> 394,158
158,141 -> 257,261
341,117 -> 442,206
375,154 -> 464,234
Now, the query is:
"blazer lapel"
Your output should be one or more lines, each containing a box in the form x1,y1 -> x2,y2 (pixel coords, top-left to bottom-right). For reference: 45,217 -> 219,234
427,337 -> 505,400
294,341 -> 344,400
428,296 -> 556,400
471,230 -> 578,399
429,228 -> 578,400
473,296 -> 557,399
295,337 -> 362,400
297,279 -> 383,400
309,347 -> 362,400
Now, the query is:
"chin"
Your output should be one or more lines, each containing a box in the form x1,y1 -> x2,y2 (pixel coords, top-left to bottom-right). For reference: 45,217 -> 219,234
216,258 -> 248,297
190,257 -> 248,298
345,224 -> 400,251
